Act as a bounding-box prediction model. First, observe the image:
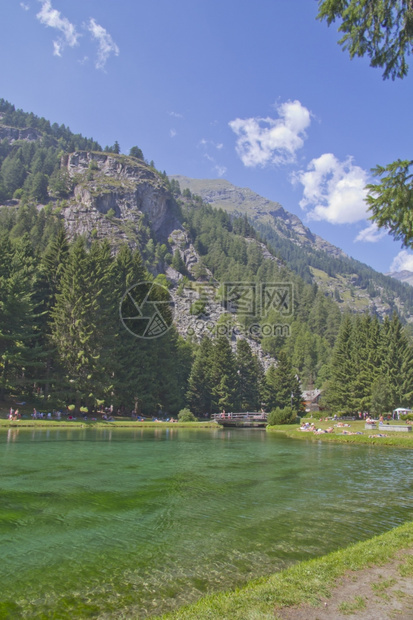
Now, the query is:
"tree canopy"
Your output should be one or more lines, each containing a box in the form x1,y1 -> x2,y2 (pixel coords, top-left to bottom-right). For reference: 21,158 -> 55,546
318,1 -> 413,246
366,159 -> 413,249
317,0 -> 413,80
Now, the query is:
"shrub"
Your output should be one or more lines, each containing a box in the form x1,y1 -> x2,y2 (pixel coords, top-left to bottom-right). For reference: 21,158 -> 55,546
178,408 -> 197,422
267,406 -> 298,425
13,188 -> 24,199
400,413 -> 413,421
189,300 -> 206,316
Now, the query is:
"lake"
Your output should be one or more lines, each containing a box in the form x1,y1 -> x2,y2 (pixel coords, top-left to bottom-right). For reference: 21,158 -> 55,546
1,427 -> 412,618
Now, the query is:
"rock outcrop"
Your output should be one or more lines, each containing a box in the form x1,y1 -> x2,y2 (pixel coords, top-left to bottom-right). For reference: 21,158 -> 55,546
59,151 -> 180,245
0,125 -> 42,143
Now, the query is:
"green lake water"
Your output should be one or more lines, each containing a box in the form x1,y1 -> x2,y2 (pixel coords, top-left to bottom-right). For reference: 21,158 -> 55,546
1,427 -> 413,618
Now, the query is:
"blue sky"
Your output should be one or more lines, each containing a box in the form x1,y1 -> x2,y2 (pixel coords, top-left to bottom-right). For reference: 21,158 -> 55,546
1,0 -> 413,274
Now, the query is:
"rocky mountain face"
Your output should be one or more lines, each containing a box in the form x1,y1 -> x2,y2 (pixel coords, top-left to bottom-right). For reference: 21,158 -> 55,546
1,110 -> 412,323
59,151 -> 180,246
170,175 -> 413,322
170,175 -> 347,259
0,125 -> 42,142
165,229 -> 278,369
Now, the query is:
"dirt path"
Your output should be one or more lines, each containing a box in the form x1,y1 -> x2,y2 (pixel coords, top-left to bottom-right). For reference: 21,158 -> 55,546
276,550 -> 413,620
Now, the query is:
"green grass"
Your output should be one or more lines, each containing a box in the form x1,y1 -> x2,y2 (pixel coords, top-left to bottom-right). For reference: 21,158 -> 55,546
372,577 -> 397,601
0,418 -> 218,430
267,420 -> 413,448
399,555 -> 413,577
338,595 -> 367,614
309,265 -> 331,282
155,521 -> 413,619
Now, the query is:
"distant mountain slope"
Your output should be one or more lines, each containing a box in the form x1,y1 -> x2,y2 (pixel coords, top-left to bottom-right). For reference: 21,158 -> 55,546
386,270 -> 413,287
171,176 -> 346,259
170,175 -> 413,321
1,93 -> 412,323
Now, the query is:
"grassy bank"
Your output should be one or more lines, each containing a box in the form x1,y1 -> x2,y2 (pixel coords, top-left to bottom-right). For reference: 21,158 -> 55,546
267,420 -> 413,448
0,419 -> 218,430
156,520 -> 413,619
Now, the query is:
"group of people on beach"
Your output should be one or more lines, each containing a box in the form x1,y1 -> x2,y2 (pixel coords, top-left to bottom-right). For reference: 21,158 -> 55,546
32,408 -> 61,420
300,422 -> 335,434
300,418 -> 391,438
8,408 -> 20,420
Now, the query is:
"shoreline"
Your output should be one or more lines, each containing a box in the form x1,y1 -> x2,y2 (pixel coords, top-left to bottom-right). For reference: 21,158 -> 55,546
0,419 -> 218,430
2,418 -> 413,447
156,520 -> 413,619
267,421 -> 413,448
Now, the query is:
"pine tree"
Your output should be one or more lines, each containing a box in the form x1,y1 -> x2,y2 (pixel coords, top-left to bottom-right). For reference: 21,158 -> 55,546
51,239 -> 117,411
272,350 -> 301,412
236,339 -> 260,411
262,365 -> 278,411
351,315 -> 380,412
0,234 -> 37,399
380,312 -> 413,408
210,336 -> 238,412
186,336 -> 214,415
326,314 -> 355,413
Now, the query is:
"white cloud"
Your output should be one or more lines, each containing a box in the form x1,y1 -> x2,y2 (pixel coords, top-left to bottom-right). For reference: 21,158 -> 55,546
20,2 -> 30,11
170,128 -> 177,138
87,18 -> 119,70
228,100 -> 311,167
168,111 -> 183,119
36,0 -> 79,56
390,250 -> 413,273
200,147 -> 226,178
295,153 -> 369,224
354,222 -> 387,243
199,138 -> 223,150
214,165 -> 227,177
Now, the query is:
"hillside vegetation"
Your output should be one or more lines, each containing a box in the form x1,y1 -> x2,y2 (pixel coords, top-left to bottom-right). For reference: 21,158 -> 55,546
1,99 -> 413,417
171,175 -> 413,321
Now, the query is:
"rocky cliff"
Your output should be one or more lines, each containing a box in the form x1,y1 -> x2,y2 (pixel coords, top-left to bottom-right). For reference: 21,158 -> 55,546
0,125 -> 42,142
59,151 -> 180,246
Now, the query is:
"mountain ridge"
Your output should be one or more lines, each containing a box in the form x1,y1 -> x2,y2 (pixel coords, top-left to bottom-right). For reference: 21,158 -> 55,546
0,95 -> 412,322
171,175 -> 347,260
170,175 -> 413,321
386,270 -> 413,287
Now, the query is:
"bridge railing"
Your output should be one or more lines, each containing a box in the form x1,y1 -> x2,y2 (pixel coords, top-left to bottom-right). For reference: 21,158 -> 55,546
211,412 -> 268,421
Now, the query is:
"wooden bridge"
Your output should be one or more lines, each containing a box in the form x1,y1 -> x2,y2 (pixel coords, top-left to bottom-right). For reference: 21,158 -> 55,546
211,412 -> 268,428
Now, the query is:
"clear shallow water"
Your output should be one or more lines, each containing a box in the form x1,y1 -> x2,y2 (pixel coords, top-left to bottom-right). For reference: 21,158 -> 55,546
1,427 -> 413,618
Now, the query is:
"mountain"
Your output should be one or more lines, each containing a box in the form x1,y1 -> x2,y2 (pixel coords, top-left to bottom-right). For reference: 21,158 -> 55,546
170,176 -> 413,321
386,270 -> 413,287
2,99 -> 413,414
170,176 -> 346,259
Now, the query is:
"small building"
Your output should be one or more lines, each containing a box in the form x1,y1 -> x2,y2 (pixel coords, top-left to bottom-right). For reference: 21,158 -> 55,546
392,408 -> 412,420
302,389 -> 322,413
